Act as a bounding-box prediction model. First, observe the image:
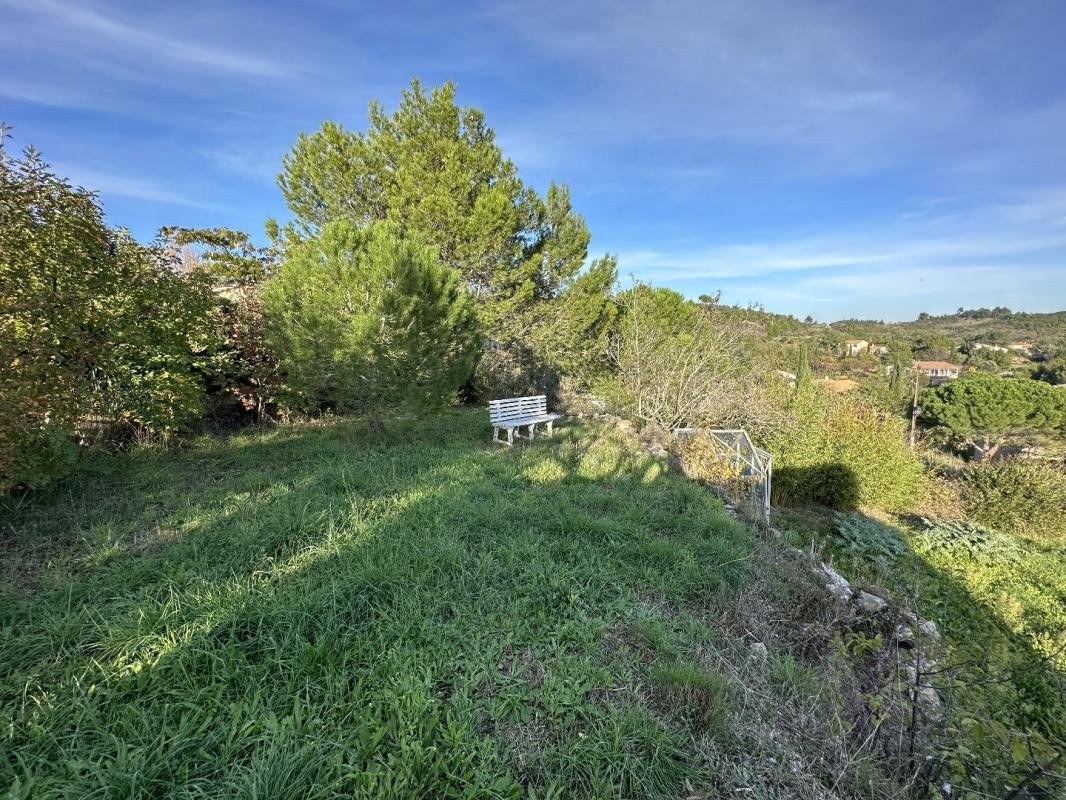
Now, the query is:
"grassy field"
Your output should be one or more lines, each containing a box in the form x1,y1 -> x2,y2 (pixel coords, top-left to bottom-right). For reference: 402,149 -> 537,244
2,411 -> 768,799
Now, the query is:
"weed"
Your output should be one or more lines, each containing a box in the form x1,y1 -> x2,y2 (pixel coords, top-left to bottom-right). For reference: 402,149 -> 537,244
767,653 -> 820,699
648,661 -> 731,732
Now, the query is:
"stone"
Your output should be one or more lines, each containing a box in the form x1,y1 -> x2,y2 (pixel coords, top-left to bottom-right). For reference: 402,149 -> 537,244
749,642 -> 768,661
820,562 -> 853,603
917,619 -> 940,642
894,623 -> 915,646
857,591 -> 889,614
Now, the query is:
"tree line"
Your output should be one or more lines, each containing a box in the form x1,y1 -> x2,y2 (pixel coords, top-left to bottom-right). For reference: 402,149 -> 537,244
3,79 -> 1063,499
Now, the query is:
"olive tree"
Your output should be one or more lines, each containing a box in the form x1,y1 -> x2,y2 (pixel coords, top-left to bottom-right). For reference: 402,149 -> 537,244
609,284 -> 762,432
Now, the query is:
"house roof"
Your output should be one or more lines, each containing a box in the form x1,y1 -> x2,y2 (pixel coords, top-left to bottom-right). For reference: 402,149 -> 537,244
844,339 -> 868,344
913,360 -> 960,371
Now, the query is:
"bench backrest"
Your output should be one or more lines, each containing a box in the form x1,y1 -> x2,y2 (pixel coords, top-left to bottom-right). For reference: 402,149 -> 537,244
488,395 -> 548,425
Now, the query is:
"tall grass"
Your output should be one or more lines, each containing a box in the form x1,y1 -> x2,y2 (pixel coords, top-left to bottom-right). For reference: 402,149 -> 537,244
1,411 -> 753,798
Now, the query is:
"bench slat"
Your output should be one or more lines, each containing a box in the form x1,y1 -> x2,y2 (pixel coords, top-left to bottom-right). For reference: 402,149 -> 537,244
489,394 -> 549,425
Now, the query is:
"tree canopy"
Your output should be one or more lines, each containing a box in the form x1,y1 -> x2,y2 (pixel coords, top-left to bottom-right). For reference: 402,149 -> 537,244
159,226 -> 276,285
275,80 -> 590,328
1,145 -> 220,485
920,372 -> 1066,441
262,220 -> 480,415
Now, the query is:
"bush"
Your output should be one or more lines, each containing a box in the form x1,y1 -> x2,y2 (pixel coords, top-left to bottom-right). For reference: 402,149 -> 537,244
913,518 -> 1022,563
957,459 -> 1066,538
833,511 -> 906,562
767,386 -> 924,510
263,220 -> 481,415
1,145 -> 220,487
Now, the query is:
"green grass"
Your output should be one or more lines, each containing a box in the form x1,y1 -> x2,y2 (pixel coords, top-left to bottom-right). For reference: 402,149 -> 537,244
1,411 -> 756,799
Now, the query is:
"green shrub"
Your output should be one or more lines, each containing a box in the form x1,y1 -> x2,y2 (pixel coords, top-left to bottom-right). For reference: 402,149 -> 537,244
957,459 -> 1066,538
5,421 -> 78,488
767,386 -> 924,510
1,144 -> 221,487
263,220 -> 481,415
833,512 -> 906,562
913,518 -> 1022,563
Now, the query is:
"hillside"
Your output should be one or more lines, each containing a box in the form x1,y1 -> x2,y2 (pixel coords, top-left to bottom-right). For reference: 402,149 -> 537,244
2,411 -> 980,799
827,309 -> 1066,351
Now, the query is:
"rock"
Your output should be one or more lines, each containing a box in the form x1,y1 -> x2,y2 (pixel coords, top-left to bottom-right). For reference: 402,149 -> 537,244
901,664 -> 942,715
819,562 -> 853,603
857,591 -> 889,614
749,642 -> 768,662
894,623 -> 915,646
897,615 -> 940,644
917,619 -> 940,642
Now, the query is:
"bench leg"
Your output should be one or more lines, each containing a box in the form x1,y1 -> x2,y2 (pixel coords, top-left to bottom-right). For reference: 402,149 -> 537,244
507,427 -> 514,446
546,420 -> 554,437
527,424 -> 536,440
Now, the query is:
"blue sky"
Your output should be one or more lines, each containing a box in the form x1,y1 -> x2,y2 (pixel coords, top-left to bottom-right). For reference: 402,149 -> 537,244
3,0 -> 1065,321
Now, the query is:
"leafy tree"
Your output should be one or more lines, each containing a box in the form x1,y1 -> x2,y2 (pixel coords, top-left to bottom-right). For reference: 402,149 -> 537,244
608,284 -> 764,432
1,142 -> 220,486
262,220 -> 480,417
920,372 -> 1066,456
159,226 -> 276,284
1032,359 -> 1066,386
534,254 -> 618,387
159,226 -> 282,420
275,80 -> 590,323
911,333 -> 956,361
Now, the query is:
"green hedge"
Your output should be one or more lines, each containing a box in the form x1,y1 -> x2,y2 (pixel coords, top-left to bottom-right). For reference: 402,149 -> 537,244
767,386 -> 925,511
958,459 -> 1066,538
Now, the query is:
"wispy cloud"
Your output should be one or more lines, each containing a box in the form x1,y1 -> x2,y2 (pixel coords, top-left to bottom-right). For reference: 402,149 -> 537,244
619,229 -> 1066,282
56,164 -> 221,210
2,0 -> 288,78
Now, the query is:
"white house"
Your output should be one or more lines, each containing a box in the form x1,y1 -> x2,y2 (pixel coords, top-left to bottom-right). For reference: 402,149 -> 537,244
844,339 -> 869,356
914,360 -> 961,384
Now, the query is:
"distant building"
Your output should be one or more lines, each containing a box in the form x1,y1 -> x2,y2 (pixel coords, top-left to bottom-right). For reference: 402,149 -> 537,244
1007,341 -> 1034,356
869,344 -> 889,357
844,339 -> 869,356
970,342 -> 1009,354
914,360 -> 961,384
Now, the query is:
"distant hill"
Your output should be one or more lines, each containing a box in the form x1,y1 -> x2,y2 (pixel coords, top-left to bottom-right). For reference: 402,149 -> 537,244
826,308 -> 1066,351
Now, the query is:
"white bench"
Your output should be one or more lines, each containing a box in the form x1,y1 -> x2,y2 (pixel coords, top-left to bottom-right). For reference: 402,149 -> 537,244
488,395 -> 562,446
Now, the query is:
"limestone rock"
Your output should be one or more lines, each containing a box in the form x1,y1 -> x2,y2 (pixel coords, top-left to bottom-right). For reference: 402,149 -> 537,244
857,591 -> 889,614
819,562 -> 853,603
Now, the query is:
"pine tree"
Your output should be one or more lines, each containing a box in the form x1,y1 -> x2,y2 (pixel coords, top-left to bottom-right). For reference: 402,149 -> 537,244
262,220 -> 480,417
275,80 -> 590,324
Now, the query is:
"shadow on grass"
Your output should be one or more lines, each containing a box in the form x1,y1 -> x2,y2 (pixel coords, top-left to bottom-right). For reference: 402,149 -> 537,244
1,411 -> 753,799
773,474 -> 1066,797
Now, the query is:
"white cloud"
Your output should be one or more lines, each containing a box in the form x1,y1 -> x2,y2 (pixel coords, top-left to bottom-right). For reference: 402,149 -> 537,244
1,0 -> 288,78
56,164 -> 221,210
